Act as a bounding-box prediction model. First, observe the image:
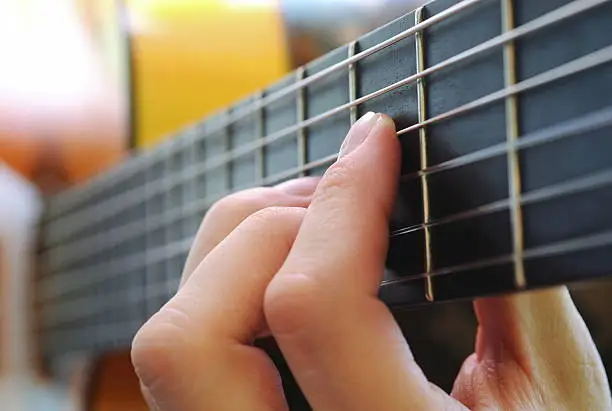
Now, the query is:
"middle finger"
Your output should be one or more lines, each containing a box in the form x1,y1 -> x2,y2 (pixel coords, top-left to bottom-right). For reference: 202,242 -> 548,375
180,177 -> 319,286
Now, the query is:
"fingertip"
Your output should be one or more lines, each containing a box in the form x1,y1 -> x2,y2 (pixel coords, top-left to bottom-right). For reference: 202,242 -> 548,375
338,112 -> 398,160
377,113 -> 396,132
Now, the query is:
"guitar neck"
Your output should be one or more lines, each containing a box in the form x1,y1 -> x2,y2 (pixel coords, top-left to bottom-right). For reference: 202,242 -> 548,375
37,0 -> 612,368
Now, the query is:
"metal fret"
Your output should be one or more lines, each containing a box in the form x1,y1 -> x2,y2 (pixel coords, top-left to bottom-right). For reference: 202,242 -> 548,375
44,0 -> 606,225
502,0 -> 526,289
255,91 -> 266,183
41,158 -> 612,309
296,67 -> 307,176
415,7 -> 434,302
38,0 -> 612,362
348,41 -> 358,125
397,44 -> 612,138
183,128 -> 197,206
221,109 -> 232,190
42,0 -> 609,245
145,150 -> 164,318
384,227 -> 612,285
44,0 -> 487,223
43,42 -> 612,274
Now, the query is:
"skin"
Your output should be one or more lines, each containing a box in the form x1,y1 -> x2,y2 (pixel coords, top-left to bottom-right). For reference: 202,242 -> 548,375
131,112 -> 612,411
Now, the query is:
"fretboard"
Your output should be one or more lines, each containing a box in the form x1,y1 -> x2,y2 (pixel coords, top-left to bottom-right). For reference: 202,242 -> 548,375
36,0 -> 612,368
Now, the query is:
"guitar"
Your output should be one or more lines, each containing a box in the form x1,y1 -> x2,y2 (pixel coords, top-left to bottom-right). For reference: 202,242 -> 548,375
35,0 -> 612,409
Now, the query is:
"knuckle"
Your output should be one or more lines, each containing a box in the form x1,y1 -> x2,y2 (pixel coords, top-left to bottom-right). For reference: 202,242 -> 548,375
317,159 -> 359,200
206,187 -> 278,222
131,307 -> 209,389
264,273 -> 324,337
249,205 -> 304,223
244,206 -> 306,234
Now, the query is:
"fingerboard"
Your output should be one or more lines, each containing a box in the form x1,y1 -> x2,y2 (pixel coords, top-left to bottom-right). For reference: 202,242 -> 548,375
36,0 -> 612,368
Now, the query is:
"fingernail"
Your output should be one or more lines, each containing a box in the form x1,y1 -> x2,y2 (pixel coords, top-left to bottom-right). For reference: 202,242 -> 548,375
338,111 -> 378,158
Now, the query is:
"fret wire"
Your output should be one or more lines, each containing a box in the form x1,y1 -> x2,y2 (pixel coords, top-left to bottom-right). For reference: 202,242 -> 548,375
44,0 -> 607,242
144,152 -> 155,322
44,225 -> 612,326
397,43 -> 612,136
46,147 -> 149,218
43,154 -> 338,280
44,321 -> 141,353
45,37 -> 612,277
222,109 -> 232,190
393,165 -> 612,240
42,280 -> 170,328
44,277 -> 179,328
348,41 -> 358,125
296,67 -> 307,176
166,132 -> 183,303
42,160 -> 612,302
502,0 -> 526,289
163,141 -> 174,238
183,129 -> 196,206
401,106 -> 612,183
42,287 -> 135,327
264,154 -> 337,186
44,42 -> 612,270
255,91 -> 265,184
45,0 -> 607,225
162,0 -> 485,155
383,228 -> 612,286
50,155 -> 338,280
415,6 -> 434,302
47,126 -> 181,226
41,236 -> 192,302
47,0 -> 485,219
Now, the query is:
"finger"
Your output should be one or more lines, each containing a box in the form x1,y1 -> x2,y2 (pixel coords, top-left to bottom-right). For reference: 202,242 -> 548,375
467,287 -> 611,409
140,382 -> 161,411
180,177 -> 318,286
265,113 -> 459,411
132,207 -> 306,411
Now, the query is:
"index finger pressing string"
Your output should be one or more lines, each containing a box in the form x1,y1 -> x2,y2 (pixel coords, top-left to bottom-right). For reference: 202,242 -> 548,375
265,113 -> 463,411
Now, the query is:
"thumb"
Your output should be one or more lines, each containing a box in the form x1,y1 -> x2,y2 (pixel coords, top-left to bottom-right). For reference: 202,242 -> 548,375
473,287 -> 611,409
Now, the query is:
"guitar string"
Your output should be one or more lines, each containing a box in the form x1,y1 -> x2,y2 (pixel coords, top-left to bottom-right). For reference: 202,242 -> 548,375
43,222 -> 612,327
37,106 -> 612,301
52,0 -> 604,218
44,95 -> 612,276
392,106 -> 612,236
41,320 -> 142,353
383,228 -> 612,285
40,132 -> 612,307
39,4 -> 612,352
46,0 -> 487,216
45,0 -> 606,240
42,36 -> 612,274
38,13 -> 612,312
43,40 -> 612,271
43,27 -> 612,275
43,0 -> 607,241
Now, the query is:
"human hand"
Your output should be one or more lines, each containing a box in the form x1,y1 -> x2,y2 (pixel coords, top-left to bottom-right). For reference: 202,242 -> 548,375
131,112 -> 612,410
